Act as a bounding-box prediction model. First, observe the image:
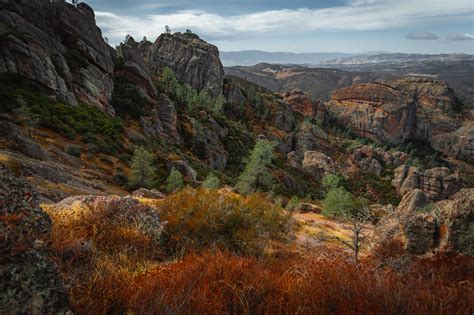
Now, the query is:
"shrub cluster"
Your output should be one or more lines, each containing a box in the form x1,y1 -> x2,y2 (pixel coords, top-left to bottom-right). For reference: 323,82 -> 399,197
158,188 -> 291,256
0,73 -> 123,154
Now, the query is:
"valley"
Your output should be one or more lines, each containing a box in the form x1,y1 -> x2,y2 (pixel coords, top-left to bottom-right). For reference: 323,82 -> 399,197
0,1 -> 473,314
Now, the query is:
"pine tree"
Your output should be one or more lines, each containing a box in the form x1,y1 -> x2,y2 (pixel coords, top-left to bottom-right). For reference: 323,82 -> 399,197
235,139 -> 275,195
14,95 -> 39,139
166,167 -> 184,193
128,146 -> 156,189
203,173 -> 220,189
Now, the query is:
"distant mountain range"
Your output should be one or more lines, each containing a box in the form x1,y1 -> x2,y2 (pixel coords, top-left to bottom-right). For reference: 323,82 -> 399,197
224,52 -> 474,107
220,51 -> 473,67
220,50 -> 355,67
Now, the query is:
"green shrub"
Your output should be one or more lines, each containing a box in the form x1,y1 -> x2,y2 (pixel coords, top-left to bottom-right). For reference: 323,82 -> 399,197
111,77 -> 148,119
202,173 -> 220,189
64,49 -> 88,73
65,145 -> 82,157
166,168 -> 184,193
286,196 -> 300,211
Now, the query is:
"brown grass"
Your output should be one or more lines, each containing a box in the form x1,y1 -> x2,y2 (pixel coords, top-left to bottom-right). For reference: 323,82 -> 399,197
47,191 -> 474,315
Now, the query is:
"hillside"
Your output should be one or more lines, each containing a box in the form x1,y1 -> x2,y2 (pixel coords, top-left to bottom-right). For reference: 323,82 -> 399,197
1,1 -> 473,314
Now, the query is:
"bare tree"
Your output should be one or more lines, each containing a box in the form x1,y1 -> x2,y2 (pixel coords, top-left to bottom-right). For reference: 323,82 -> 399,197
318,177 -> 375,264
321,203 -> 374,264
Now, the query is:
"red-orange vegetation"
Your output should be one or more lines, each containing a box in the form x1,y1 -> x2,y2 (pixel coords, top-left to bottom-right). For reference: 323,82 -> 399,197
46,191 -> 474,314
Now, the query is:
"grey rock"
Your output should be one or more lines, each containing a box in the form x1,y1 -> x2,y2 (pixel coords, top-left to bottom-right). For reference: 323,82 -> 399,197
146,32 -> 224,97
0,165 -> 71,314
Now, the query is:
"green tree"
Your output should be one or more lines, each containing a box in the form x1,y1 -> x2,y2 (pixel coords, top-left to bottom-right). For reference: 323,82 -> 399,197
162,67 -> 179,95
14,95 -> 39,138
321,173 -> 344,193
236,139 -> 275,195
202,173 -> 220,189
166,167 -> 184,193
128,146 -> 157,189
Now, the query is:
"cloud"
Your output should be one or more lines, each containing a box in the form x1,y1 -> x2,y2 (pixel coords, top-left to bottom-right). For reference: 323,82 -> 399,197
445,33 -> 474,41
94,0 -> 474,45
405,32 -> 439,40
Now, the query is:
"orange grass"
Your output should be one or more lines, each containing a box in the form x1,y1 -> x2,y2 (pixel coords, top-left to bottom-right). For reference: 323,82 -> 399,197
47,191 -> 474,314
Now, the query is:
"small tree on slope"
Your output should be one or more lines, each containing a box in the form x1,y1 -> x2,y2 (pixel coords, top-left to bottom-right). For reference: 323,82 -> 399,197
166,168 -> 184,193
235,139 -> 275,195
321,175 -> 374,264
129,146 -> 157,189
203,173 -> 220,189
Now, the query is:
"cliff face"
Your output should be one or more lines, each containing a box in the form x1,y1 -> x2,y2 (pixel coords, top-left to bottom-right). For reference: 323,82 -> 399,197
146,32 -> 225,97
0,0 -> 115,113
325,78 -> 471,161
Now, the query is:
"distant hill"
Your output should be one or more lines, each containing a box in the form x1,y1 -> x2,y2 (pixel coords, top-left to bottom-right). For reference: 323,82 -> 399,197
225,63 -> 386,101
220,50 -> 355,67
318,53 -> 474,107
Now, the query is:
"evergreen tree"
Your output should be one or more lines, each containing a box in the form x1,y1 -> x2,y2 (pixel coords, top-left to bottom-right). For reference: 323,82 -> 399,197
128,146 -> 156,189
203,173 -> 220,189
166,167 -> 184,193
235,139 -> 275,195
14,95 -> 39,139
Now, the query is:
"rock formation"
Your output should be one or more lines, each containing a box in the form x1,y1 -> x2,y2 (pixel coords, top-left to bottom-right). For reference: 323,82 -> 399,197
375,188 -> 474,257
0,165 -> 70,314
0,0 -> 115,113
302,151 -> 335,182
326,78 -> 470,161
281,89 -> 315,117
146,32 -> 225,97
392,165 -> 462,201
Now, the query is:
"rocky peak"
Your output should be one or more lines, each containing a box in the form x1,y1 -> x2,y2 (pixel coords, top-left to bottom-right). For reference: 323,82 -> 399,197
146,32 -> 225,97
281,89 -> 316,117
0,0 -> 115,113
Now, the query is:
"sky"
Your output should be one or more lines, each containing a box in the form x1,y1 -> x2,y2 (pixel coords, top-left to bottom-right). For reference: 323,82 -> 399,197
83,0 -> 474,54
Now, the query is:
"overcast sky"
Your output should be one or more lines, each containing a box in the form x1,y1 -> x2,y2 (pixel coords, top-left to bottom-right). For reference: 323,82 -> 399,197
84,0 -> 474,53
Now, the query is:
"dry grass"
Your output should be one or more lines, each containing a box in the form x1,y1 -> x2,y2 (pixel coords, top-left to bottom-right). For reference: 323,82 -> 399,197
46,190 -> 474,315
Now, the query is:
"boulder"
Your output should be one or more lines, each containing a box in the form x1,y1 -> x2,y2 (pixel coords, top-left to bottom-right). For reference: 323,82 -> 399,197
296,203 -> 322,214
274,100 -> 295,132
375,188 -> 474,257
436,189 -> 474,256
0,165 -> 71,314
49,195 -> 162,242
132,188 -> 165,199
169,160 -> 198,182
392,165 -> 462,201
146,32 -> 224,97
302,151 -> 335,182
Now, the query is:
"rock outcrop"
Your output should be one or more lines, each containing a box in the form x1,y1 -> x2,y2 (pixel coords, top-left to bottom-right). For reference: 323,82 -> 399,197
326,78 -> 469,161
302,151 -> 335,182
191,117 -> 228,171
392,165 -> 462,201
375,188 -> 474,257
146,32 -> 224,97
0,0 -> 115,113
140,94 -> 181,144
116,37 -> 158,100
281,89 -> 315,117
294,123 -> 330,159
0,165 -> 70,314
